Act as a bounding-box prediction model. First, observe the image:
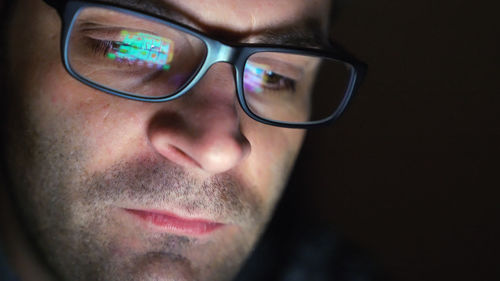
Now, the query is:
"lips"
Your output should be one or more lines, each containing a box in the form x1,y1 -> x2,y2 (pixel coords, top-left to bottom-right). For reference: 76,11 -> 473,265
124,208 -> 223,236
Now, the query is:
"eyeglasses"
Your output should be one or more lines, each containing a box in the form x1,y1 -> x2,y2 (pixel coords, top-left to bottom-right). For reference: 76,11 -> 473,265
43,0 -> 366,128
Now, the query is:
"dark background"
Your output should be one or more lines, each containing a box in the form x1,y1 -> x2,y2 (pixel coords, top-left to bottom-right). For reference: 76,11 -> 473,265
291,0 -> 499,281
1,0 -> 498,281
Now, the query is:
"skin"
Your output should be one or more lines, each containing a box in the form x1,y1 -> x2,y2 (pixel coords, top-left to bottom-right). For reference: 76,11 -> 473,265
1,0 -> 330,280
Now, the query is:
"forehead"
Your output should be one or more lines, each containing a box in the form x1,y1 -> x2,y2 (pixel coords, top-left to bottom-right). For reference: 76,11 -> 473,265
99,0 -> 331,43
166,0 -> 330,31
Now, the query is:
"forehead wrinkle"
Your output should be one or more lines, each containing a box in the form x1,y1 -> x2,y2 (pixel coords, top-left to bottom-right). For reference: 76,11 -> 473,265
93,0 -> 328,46
96,0 -> 190,23
95,0 -> 253,40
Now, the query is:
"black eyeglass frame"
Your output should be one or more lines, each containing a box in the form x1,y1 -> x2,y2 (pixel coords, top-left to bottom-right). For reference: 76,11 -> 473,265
43,0 -> 367,128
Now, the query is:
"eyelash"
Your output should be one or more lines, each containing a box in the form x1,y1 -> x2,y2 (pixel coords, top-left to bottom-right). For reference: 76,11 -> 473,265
90,39 -> 115,56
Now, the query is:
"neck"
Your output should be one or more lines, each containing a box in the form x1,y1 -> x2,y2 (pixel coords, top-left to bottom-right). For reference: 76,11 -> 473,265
0,174 -> 55,281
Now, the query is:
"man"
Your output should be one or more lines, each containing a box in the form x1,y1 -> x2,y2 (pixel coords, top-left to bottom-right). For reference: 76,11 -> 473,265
0,0 -> 365,280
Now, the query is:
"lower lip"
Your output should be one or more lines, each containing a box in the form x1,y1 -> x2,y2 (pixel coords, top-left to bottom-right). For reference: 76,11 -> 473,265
124,209 -> 223,236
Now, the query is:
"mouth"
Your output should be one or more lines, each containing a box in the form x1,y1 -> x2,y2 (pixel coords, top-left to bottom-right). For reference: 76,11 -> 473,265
123,208 -> 224,236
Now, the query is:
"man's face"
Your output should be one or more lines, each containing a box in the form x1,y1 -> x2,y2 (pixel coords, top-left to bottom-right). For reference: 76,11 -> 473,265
4,0 -> 329,280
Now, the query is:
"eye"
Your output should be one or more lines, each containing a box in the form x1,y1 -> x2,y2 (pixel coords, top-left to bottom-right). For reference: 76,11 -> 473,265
244,62 -> 297,94
260,70 -> 296,92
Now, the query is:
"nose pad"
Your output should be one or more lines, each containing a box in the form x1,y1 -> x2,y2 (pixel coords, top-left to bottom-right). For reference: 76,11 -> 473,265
147,63 -> 250,174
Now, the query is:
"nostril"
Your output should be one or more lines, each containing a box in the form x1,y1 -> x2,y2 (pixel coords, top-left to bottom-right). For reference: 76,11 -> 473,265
156,143 -> 203,169
147,111 -> 201,168
149,127 -> 250,174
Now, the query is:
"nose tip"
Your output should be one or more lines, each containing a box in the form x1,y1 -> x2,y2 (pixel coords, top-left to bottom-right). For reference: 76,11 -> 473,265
148,113 -> 250,174
185,130 -> 250,173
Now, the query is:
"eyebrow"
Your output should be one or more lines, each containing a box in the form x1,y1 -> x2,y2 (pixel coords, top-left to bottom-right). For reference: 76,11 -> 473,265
253,23 -> 328,48
97,0 -> 328,48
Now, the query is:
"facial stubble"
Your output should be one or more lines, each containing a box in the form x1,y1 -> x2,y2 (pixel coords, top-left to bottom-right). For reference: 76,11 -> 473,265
4,115 -> 285,281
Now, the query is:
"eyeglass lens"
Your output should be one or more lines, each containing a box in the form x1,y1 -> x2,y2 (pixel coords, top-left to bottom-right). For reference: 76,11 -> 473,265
68,7 -> 207,98
244,52 -> 351,123
67,7 -> 353,124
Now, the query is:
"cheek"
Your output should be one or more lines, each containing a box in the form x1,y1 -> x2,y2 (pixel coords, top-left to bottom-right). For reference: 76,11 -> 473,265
21,58 -> 150,172
239,121 -> 305,203
6,0 -> 150,173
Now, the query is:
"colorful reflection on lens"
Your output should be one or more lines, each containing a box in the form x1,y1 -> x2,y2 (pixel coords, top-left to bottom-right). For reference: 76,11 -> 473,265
244,62 -> 270,93
107,30 -> 174,70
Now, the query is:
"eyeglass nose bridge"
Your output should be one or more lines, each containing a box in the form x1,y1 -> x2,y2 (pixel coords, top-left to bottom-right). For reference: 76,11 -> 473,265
176,42 -> 243,96
131,41 -> 244,104
208,43 -> 240,64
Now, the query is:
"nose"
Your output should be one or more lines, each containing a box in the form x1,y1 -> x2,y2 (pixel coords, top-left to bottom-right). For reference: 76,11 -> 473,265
147,63 -> 250,174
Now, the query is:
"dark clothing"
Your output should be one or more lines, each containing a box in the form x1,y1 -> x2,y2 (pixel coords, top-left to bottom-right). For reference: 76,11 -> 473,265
235,223 -> 384,281
0,244 -> 20,281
